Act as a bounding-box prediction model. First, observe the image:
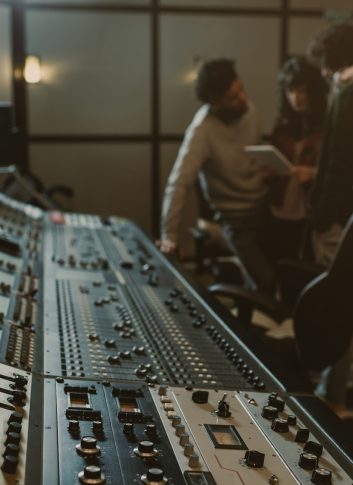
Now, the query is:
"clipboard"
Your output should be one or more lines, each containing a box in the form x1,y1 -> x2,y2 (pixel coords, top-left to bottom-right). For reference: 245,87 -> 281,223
244,145 -> 292,174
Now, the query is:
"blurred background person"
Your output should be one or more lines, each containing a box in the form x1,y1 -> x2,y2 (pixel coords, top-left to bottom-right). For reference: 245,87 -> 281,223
267,55 -> 327,262
308,22 -> 353,418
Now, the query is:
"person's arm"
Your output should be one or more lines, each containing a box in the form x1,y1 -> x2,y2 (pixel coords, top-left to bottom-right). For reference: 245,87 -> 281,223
159,121 -> 209,254
313,87 -> 353,232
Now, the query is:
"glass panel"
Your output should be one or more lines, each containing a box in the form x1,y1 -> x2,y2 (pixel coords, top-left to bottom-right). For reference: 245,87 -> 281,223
160,143 -> 198,256
161,0 -> 279,6
26,11 -> 150,134
161,15 -> 280,135
288,17 -> 329,55
30,143 -> 152,232
0,5 -> 12,102
290,0 -> 353,9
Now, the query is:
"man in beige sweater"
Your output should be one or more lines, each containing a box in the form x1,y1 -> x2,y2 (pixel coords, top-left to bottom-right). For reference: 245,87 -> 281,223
159,59 -> 276,294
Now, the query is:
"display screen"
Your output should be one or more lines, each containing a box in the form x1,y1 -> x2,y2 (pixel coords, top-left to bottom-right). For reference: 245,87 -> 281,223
204,424 -> 247,450
69,392 -> 91,409
118,398 -> 140,413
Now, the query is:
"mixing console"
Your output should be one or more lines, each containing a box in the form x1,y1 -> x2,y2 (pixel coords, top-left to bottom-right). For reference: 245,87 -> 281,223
0,193 -> 350,484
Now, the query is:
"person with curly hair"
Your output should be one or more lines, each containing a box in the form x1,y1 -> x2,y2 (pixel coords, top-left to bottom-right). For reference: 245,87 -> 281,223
267,55 -> 327,260
159,59 -> 276,294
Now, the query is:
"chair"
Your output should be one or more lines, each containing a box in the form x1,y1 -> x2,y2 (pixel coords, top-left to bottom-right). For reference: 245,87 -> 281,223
209,214 -> 353,372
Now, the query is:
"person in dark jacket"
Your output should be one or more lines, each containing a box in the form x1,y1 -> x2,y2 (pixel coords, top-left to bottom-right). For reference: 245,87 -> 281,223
308,22 -> 353,418
309,22 -> 353,266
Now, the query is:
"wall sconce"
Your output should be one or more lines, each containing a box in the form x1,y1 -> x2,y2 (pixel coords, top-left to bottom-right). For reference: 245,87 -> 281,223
24,55 -> 41,84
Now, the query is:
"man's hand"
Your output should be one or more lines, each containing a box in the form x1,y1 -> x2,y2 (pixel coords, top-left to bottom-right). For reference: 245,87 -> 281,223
156,238 -> 178,255
291,165 -> 317,183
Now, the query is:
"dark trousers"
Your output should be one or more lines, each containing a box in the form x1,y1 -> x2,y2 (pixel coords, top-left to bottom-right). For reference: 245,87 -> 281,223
220,210 -> 277,295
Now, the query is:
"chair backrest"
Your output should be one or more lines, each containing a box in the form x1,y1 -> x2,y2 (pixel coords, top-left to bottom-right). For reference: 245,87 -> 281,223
294,214 -> 353,370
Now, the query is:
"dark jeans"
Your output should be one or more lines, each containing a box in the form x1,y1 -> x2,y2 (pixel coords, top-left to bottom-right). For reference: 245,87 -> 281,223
220,210 -> 277,295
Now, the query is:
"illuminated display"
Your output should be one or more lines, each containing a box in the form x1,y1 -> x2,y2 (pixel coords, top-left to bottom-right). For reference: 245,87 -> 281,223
204,424 -> 248,450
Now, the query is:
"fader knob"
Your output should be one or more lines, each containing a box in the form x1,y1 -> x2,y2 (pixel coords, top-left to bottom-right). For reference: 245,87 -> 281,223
5,432 -> 20,446
7,422 -> 22,434
184,443 -> 194,457
175,424 -> 185,436
311,467 -> 332,484
179,433 -> 189,447
188,453 -> 200,468
172,416 -> 181,427
1,455 -> 18,474
11,390 -> 26,406
78,465 -> 106,484
141,468 -> 167,484
299,452 -> 318,470
8,412 -> 23,424
4,444 -> 19,457
14,376 -> 28,389
244,450 -> 265,468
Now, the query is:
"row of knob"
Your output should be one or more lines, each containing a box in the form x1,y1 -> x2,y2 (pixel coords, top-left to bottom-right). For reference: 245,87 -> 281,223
1,412 -> 24,474
206,326 -> 265,389
158,387 -> 200,469
260,393 -> 332,484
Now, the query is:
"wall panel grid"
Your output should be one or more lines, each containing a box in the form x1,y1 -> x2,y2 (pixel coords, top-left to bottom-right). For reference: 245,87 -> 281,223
0,5 -> 12,102
6,0 -> 339,234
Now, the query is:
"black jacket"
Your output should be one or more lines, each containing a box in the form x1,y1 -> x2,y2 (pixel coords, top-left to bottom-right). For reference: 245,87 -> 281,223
312,78 -> 353,231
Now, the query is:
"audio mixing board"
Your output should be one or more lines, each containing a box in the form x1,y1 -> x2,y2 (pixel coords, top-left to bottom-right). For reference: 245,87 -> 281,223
0,193 -> 350,484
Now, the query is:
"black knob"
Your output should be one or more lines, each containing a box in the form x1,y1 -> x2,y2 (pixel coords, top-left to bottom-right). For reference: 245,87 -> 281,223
138,441 -> 154,454
7,422 -> 22,434
268,395 -> 285,411
123,423 -> 134,435
295,428 -> 309,443
1,455 -> 18,474
92,421 -> 104,434
287,415 -> 297,426
145,424 -> 157,437
4,444 -> 19,457
78,465 -> 105,484
133,346 -> 145,355
261,405 -> 278,420
76,436 -> 100,456
104,339 -> 116,348
108,355 -> 120,365
8,412 -> 23,425
81,436 -> 97,449
299,452 -> 318,470
245,450 -> 265,468
5,432 -> 21,446
311,467 -> 332,484
84,466 -> 102,479
304,441 -> 323,458
68,420 -> 80,433
147,468 -> 164,481
11,390 -> 26,406
14,376 -> 28,389
271,418 -> 289,433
